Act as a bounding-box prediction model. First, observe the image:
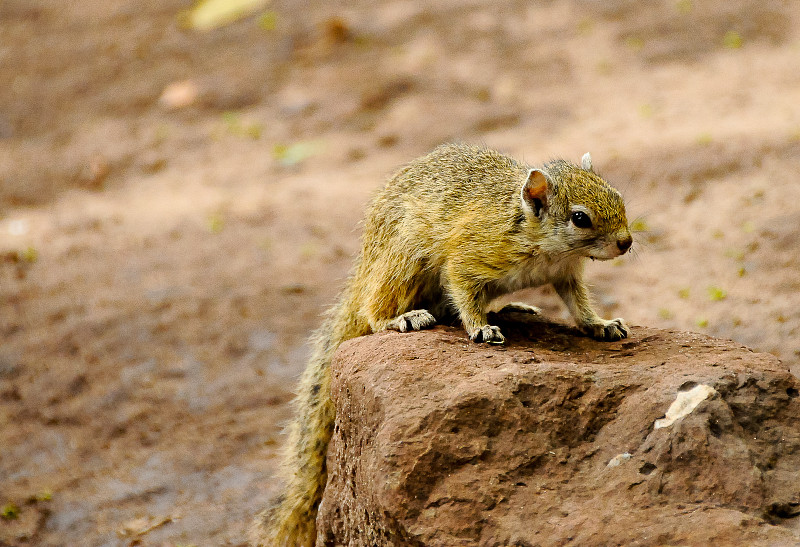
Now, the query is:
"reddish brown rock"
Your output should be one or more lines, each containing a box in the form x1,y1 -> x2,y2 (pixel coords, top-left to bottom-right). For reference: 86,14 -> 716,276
316,320 -> 800,546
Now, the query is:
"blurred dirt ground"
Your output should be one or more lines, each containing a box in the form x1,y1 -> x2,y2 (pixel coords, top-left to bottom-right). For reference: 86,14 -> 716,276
1,0 -> 799,544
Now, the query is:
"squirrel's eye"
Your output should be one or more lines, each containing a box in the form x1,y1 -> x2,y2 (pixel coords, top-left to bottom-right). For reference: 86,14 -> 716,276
571,211 -> 593,229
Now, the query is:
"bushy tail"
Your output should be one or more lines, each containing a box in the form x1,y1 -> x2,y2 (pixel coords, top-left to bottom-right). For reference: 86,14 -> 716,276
251,311 -> 357,546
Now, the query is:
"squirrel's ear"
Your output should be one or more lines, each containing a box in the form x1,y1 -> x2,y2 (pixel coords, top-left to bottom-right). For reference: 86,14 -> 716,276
522,169 -> 549,218
581,152 -> 593,172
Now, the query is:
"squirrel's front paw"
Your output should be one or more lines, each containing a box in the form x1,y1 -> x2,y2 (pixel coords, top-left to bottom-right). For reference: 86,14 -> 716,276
582,318 -> 629,341
469,325 -> 505,344
385,309 -> 437,332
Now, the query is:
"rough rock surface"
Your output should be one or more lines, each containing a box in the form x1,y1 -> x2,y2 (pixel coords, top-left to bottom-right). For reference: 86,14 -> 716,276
316,318 -> 800,546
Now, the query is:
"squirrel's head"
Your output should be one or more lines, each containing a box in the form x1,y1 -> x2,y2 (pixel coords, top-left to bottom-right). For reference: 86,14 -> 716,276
520,153 -> 632,260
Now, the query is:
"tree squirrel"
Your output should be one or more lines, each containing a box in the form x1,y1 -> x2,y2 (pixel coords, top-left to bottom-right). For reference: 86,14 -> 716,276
251,143 -> 633,546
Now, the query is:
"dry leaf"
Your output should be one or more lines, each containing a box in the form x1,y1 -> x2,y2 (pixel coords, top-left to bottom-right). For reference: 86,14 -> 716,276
117,515 -> 175,538
180,0 -> 271,31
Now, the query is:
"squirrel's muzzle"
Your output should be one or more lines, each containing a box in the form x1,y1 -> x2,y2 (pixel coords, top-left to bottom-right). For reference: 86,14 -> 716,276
617,235 -> 633,254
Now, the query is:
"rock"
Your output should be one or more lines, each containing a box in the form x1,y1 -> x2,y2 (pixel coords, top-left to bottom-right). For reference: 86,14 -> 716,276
316,320 -> 800,546
159,80 -> 200,110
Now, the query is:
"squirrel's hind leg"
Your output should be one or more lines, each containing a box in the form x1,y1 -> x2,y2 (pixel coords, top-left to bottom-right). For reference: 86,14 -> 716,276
383,309 -> 437,332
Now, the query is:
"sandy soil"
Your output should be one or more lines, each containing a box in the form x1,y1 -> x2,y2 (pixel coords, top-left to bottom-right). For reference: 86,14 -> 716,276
1,0 -> 799,544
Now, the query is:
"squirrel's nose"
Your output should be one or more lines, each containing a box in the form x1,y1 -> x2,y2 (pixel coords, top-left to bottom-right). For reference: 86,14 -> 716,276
617,235 -> 633,253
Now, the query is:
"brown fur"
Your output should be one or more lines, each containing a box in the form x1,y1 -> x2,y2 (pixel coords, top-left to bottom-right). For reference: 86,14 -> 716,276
251,143 -> 632,545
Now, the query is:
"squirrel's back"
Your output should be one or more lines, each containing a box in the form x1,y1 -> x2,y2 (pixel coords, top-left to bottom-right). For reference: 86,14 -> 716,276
371,143 -> 527,224
363,144 -> 534,274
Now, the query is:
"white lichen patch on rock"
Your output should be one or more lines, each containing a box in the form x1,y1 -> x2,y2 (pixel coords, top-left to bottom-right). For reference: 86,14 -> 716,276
654,384 -> 717,429
607,452 -> 632,468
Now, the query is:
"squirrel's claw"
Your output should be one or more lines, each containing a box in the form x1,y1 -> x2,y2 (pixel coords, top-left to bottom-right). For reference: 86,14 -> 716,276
469,325 -> 505,344
583,318 -> 629,341
385,309 -> 437,333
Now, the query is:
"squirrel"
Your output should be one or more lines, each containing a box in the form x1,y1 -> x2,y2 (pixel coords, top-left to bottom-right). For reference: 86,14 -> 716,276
251,143 -> 633,546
